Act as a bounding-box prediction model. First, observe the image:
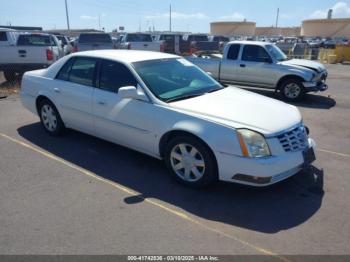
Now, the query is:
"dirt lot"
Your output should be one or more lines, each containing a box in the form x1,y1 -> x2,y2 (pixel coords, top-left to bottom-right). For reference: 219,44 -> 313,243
0,64 -> 350,257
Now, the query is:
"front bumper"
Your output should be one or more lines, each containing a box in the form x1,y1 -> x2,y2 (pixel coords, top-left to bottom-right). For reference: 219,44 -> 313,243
216,138 -> 316,187
303,81 -> 328,92
303,71 -> 328,92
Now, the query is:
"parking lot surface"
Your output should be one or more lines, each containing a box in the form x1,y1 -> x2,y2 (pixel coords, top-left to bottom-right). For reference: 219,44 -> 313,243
0,65 -> 350,256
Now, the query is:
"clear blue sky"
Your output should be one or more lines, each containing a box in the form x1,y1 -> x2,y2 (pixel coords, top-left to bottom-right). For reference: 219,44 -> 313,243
1,0 -> 350,32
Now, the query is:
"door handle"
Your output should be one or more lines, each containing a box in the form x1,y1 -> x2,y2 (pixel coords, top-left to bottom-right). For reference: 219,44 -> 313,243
53,88 -> 60,93
240,64 -> 246,68
97,101 -> 106,105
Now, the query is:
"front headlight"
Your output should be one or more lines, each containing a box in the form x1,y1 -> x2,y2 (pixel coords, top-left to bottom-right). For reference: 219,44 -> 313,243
237,129 -> 271,158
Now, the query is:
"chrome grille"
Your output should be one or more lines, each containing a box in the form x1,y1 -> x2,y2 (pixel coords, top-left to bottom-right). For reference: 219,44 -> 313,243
277,125 -> 308,152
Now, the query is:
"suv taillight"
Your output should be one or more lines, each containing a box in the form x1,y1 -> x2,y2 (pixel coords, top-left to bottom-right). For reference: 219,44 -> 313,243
46,49 -> 53,61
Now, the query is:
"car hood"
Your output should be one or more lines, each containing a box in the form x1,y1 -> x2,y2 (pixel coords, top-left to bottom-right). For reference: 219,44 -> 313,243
169,87 -> 302,136
279,59 -> 326,73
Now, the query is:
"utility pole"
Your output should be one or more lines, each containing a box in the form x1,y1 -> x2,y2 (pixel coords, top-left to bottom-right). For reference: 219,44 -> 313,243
65,0 -> 70,32
169,4 -> 172,32
275,8 -> 279,28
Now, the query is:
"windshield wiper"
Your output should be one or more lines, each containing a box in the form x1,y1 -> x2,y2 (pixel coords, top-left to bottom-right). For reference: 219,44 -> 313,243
206,86 -> 226,93
165,93 -> 205,103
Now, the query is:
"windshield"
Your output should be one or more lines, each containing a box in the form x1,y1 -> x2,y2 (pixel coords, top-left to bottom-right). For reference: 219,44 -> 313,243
133,58 -> 224,102
265,44 -> 288,62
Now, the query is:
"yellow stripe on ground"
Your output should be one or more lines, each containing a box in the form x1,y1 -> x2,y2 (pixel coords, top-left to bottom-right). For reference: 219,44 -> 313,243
318,148 -> 350,158
0,132 -> 290,261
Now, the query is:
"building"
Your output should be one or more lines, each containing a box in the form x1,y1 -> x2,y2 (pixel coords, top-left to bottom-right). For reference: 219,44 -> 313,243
301,18 -> 350,38
210,21 -> 256,36
0,25 -> 42,31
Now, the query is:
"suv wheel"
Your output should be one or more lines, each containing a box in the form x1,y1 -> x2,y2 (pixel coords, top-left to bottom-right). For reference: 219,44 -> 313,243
280,78 -> 305,101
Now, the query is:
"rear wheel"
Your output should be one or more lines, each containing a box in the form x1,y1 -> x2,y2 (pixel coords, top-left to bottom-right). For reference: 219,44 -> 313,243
164,136 -> 218,187
4,70 -> 16,82
280,78 -> 305,101
38,99 -> 65,136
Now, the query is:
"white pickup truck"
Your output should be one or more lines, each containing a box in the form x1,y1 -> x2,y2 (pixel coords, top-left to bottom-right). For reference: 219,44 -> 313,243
0,32 -> 62,81
118,33 -> 164,52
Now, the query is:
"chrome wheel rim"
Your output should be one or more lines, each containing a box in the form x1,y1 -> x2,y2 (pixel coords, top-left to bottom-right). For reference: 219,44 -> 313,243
284,83 -> 301,99
170,143 -> 205,182
41,104 -> 57,132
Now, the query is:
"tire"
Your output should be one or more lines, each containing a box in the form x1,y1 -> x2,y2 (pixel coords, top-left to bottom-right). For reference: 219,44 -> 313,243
38,99 -> 65,136
4,70 -> 16,82
164,135 -> 218,187
280,78 -> 305,102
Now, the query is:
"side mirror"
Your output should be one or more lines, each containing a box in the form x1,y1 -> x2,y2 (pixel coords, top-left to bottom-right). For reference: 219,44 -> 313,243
118,85 -> 148,102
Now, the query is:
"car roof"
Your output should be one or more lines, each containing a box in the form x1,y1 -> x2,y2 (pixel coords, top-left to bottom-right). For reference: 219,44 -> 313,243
71,50 -> 180,63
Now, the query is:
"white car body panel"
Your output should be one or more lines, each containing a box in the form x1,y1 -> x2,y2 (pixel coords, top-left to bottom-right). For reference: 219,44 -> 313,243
20,50 -> 316,187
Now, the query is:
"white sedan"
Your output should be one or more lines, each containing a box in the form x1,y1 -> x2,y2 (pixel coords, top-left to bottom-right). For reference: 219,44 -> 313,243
20,50 -> 316,187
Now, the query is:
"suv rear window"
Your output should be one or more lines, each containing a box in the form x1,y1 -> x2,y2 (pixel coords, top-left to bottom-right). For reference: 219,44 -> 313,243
125,34 -> 152,42
79,34 -> 112,44
188,35 -> 208,42
17,35 -> 54,46
0,32 -> 8,41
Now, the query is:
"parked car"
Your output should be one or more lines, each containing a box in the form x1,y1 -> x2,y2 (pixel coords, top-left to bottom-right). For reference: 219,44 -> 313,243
74,33 -> 114,52
187,41 -> 328,101
118,33 -> 164,52
20,50 -> 316,187
182,34 -> 220,54
0,33 -> 62,81
55,35 -> 73,55
323,39 -> 336,49
154,33 -> 190,54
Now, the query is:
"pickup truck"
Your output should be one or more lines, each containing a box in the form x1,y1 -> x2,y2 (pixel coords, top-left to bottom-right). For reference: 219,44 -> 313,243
74,33 -> 114,52
0,33 -> 62,81
187,41 -> 328,101
118,33 -> 164,52
154,33 -> 191,54
183,34 -> 220,54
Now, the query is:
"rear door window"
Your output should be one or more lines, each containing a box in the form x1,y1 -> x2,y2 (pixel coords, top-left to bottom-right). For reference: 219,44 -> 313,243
99,59 -> 138,93
227,44 -> 240,60
68,57 -> 98,86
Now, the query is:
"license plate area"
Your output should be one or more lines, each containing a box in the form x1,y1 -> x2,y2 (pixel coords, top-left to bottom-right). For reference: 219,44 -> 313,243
303,147 -> 316,165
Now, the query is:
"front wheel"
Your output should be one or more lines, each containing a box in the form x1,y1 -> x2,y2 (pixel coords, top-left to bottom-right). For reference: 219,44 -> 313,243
164,136 -> 218,187
39,99 -> 65,136
280,78 -> 305,102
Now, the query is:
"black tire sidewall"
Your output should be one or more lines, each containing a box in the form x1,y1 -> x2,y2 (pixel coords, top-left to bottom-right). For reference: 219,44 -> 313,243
39,99 -> 65,136
280,78 -> 305,102
164,136 -> 218,187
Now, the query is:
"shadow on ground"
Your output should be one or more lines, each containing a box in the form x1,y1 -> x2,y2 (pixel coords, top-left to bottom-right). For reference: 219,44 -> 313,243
241,87 -> 336,110
18,123 -> 324,234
